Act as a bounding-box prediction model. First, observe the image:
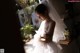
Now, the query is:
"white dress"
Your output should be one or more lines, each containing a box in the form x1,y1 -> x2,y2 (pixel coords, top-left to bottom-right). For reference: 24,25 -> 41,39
26,20 -> 62,53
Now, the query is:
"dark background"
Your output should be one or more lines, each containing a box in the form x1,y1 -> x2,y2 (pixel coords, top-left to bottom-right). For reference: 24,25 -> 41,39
0,0 -> 25,53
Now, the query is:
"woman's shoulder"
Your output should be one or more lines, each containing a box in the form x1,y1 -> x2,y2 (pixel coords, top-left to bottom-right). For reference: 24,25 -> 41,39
48,19 -> 56,25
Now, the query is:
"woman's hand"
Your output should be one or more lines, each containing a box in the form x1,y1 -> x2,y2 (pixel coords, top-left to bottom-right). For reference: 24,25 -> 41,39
40,35 -> 51,43
40,38 -> 46,41
40,36 -> 46,42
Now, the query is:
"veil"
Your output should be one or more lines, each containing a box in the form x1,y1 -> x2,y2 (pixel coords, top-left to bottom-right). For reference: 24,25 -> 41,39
40,0 -> 67,43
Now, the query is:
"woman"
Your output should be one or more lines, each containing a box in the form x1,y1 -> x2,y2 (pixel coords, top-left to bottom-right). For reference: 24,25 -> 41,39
27,4 -> 62,53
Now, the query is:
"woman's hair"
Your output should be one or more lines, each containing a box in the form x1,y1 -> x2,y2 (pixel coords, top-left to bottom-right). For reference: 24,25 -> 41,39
35,4 -> 48,15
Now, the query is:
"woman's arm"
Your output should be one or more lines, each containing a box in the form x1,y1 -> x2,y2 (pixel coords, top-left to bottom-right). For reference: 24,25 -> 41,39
40,20 -> 56,42
46,21 -> 56,36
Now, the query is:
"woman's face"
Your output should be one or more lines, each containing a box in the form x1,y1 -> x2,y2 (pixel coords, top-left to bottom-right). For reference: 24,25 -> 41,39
36,13 -> 46,20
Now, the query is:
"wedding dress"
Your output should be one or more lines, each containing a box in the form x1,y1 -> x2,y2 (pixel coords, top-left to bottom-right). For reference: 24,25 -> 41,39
26,19 -> 62,53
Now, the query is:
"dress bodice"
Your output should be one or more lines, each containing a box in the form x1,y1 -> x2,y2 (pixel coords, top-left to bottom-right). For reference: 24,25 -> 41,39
34,19 -> 55,42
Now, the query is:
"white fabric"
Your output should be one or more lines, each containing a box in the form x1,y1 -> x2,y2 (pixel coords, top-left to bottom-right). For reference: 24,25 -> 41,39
44,0 -> 66,43
38,0 -> 66,43
26,20 -> 62,53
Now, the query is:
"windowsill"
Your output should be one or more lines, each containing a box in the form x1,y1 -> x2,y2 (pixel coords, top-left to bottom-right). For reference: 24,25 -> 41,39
59,39 -> 70,45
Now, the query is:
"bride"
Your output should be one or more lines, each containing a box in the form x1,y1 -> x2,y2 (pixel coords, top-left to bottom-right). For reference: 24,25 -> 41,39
26,4 -> 62,53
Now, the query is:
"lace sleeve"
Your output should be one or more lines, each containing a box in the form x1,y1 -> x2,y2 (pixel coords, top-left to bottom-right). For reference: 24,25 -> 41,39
41,20 -> 56,38
45,21 -> 56,37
